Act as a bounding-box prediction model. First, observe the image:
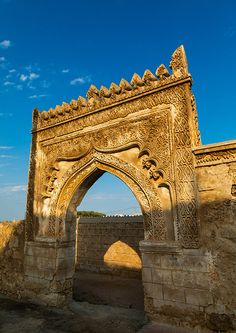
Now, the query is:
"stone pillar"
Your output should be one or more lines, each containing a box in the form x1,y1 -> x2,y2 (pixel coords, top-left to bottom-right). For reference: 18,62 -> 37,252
140,240 -> 212,327
24,240 -> 75,306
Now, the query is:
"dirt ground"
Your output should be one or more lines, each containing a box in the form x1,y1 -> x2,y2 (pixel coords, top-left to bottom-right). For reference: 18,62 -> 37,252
0,295 -> 147,333
0,294 -> 197,333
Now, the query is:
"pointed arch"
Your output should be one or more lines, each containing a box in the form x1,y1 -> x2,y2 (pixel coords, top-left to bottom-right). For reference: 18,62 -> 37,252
42,151 -> 170,241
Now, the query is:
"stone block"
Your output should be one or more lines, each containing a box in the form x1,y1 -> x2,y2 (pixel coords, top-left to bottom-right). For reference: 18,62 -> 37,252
161,253 -> 209,273
180,255 -> 208,273
37,256 -> 56,270
24,276 -> 50,291
172,271 -> 209,289
43,269 -> 55,280
153,298 -> 200,312
185,288 -> 213,306
152,268 -> 172,284
24,254 -> 35,266
161,254 -> 182,270
25,265 -> 42,279
142,267 -> 152,282
153,283 -> 163,300
163,285 -> 185,302
143,282 -> 153,297
25,244 -> 57,259
142,253 -> 161,268
57,246 -> 75,259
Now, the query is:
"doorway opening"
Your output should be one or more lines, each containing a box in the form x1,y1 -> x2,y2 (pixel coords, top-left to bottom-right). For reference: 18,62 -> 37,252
72,172 -> 144,310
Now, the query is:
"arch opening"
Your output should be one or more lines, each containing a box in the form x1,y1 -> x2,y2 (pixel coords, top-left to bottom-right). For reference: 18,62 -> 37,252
71,172 -> 145,310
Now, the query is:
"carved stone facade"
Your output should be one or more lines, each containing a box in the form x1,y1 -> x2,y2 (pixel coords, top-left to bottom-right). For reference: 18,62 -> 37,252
26,45 -> 200,250
1,45 -> 235,331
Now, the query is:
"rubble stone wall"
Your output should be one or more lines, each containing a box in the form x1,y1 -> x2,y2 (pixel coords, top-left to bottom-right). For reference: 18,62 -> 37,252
0,220 -> 25,298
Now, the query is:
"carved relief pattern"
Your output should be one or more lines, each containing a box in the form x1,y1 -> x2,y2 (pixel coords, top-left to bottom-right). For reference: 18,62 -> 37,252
191,93 -> 201,146
35,46 -> 189,130
25,133 -> 37,241
48,153 -> 167,241
39,111 -> 173,198
35,86 -> 198,247
173,95 -> 199,247
27,45 -> 201,248
195,149 -> 236,166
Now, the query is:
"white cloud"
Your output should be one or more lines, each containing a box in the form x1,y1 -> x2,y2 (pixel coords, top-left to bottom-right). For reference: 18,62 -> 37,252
0,185 -> 27,194
62,69 -> 69,73
0,40 -> 10,49
3,81 -> 14,86
70,77 -> 85,85
20,74 -> 27,82
0,40 -> 11,49
28,94 -> 48,99
0,56 -> 5,62
0,154 -> 15,158
70,76 -> 91,85
0,146 -> 13,149
20,72 -> 40,83
29,72 -> 40,80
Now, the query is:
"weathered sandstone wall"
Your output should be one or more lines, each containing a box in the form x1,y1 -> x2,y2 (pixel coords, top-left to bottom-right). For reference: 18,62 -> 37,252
76,216 -> 144,278
0,220 -> 25,298
141,143 -> 236,331
195,144 -> 236,330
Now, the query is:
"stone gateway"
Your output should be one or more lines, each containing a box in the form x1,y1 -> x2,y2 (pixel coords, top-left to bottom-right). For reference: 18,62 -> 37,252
1,45 -> 236,332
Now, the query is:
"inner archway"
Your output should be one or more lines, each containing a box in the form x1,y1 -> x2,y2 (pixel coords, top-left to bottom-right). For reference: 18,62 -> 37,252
72,172 -> 145,310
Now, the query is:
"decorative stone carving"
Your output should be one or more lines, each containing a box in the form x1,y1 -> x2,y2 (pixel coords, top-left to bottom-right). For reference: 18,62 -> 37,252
26,45 -> 200,248
100,85 -> 111,98
87,84 -> 100,100
231,184 -> 236,196
156,64 -> 170,80
119,79 -> 132,92
142,69 -> 157,83
131,73 -> 144,87
194,143 -> 236,167
169,45 -> 189,78
36,45 -> 192,130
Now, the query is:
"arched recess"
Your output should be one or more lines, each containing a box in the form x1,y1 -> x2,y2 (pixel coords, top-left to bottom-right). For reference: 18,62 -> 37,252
44,151 -> 174,242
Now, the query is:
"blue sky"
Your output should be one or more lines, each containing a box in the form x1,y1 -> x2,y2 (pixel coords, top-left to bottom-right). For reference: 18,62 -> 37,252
0,0 -> 235,220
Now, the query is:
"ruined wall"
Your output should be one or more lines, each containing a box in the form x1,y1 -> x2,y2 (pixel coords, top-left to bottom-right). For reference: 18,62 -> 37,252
76,216 -> 144,278
195,142 -> 236,331
141,143 -> 236,332
0,220 -> 25,298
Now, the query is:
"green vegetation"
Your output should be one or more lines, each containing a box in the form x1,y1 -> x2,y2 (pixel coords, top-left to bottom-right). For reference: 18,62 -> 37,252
77,211 -> 106,217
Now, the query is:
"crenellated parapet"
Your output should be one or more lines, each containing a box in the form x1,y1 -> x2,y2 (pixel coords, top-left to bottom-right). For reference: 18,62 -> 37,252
33,45 -> 190,131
